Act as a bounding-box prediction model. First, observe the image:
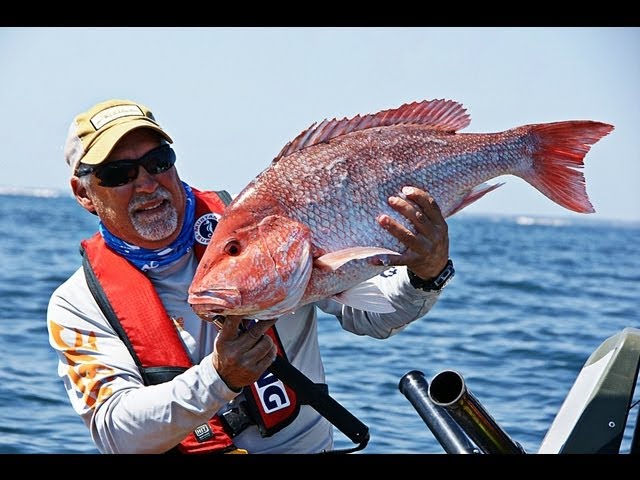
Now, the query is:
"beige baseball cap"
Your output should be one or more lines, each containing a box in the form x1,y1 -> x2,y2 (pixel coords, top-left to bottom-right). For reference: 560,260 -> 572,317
64,99 -> 173,174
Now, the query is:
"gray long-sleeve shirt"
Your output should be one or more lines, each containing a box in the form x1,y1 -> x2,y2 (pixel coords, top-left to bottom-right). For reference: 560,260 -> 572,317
47,250 -> 442,454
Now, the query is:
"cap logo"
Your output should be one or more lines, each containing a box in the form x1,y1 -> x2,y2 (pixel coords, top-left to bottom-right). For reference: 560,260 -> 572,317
91,104 -> 145,130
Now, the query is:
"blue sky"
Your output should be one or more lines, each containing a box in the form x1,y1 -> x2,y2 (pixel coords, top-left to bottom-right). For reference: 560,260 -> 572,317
1,27 -> 638,222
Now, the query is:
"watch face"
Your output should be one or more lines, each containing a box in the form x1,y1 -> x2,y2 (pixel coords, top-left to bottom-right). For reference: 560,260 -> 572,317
434,262 -> 455,289
409,260 -> 454,292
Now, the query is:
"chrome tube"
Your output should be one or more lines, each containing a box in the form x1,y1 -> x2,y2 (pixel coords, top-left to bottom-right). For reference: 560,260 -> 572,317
399,370 -> 480,454
428,370 -> 525,454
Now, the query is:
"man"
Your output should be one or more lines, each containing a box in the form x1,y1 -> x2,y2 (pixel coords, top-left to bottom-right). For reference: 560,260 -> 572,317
47,99 -> 454,454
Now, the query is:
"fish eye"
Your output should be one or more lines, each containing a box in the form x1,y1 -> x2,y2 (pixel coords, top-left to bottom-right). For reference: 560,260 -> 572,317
224,240 -> 241,256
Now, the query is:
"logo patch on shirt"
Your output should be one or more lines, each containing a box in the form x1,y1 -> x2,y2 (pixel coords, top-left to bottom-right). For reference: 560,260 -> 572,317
194,213 -> 219,245
193,423 -> 214,443
379,267 -> 398,278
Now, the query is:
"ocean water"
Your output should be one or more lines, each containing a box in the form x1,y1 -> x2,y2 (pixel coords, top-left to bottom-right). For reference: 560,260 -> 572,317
1,193 -> 639,455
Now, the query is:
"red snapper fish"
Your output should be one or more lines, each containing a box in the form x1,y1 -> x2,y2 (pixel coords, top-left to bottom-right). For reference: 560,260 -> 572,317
188,98 -> 613,320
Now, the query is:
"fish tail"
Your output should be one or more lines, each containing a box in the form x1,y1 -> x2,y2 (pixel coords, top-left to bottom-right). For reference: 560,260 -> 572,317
522,121 -> 614,213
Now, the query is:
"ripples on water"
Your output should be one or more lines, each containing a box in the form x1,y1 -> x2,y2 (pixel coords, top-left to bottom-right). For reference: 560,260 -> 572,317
1,194 -> 639,454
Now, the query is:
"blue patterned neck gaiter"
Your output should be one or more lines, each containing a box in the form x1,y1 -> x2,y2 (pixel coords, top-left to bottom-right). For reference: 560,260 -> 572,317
99,182 -> 196,271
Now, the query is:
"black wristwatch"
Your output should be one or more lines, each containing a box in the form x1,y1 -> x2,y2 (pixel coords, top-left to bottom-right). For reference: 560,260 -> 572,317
407,259 -> 455,292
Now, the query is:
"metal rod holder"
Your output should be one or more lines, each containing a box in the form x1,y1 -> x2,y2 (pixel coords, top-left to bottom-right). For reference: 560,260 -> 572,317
428,370 -> 525,454
399,370 -> 480,454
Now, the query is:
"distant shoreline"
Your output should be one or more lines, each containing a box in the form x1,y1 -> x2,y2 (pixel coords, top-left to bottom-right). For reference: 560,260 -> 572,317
0,185 -> 66,198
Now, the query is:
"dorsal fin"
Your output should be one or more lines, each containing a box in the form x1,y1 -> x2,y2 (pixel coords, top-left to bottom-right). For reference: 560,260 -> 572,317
274,99 -> 470,161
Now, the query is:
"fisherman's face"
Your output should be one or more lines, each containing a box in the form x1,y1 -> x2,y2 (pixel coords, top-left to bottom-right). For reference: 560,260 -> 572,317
72,128 -> 186,250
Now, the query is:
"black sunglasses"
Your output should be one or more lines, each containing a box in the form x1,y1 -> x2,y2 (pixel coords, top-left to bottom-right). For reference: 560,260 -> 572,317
76,144 -> 176,188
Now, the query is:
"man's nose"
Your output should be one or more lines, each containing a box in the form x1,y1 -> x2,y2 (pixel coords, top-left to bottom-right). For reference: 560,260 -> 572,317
133,166 -> 159,193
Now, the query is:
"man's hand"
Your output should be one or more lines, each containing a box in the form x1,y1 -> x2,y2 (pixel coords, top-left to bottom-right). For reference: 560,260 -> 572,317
373,186 -> 450,280
212,316 -> 278,392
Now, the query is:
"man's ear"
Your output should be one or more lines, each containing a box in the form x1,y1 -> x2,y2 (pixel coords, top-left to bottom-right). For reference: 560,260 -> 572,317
70,176 -> 96,214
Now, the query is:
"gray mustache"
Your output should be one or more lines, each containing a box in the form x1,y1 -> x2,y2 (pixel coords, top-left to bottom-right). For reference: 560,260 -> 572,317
129,188 -> 172,211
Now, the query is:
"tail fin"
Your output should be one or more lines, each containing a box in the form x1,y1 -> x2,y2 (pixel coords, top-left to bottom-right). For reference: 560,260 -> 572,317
523,121 -> 614,213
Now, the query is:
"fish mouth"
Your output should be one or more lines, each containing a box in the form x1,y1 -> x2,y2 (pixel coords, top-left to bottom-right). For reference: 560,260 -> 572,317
188,289 -> 241,320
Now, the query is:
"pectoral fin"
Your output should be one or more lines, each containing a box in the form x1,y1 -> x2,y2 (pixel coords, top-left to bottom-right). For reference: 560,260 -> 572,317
314,247 -> 401,271
332,281 -> 396,313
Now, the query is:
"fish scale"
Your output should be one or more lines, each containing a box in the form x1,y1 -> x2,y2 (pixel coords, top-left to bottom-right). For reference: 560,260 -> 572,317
188,99 -> 614,320
269,129 -> 506,245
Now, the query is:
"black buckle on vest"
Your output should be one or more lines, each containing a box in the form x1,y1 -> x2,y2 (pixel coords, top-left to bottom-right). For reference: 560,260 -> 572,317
219,402 -> 255,438
218,383 -> 329,439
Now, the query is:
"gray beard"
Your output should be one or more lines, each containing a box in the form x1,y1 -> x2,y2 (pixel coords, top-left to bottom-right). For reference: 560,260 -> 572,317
128,187 -> 179,241
132,205 -> 179,241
